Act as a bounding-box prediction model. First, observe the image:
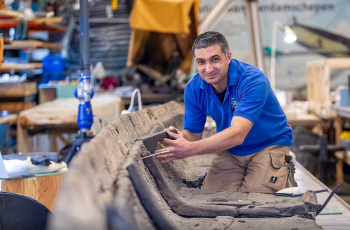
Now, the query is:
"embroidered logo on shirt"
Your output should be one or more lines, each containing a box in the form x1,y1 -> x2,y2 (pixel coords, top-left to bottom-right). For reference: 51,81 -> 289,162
230,97 -> 237,110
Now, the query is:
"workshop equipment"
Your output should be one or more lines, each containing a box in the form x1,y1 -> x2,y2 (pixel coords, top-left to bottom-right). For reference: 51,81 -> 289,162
121,88 -> 142,115
65,0 -> 94,165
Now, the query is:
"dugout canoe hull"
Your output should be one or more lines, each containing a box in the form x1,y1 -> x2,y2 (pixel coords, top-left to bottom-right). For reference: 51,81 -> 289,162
48,101 -> 322,230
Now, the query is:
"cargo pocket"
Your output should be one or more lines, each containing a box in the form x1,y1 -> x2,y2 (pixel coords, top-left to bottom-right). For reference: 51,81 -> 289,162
262,152 -> 289,191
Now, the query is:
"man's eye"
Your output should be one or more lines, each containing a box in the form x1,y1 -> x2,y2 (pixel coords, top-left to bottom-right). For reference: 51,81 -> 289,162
212,58 -> 219,61
198,61 -> 204,64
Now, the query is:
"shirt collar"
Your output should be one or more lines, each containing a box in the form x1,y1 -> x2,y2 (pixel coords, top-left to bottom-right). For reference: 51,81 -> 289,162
199,59 -> 239,90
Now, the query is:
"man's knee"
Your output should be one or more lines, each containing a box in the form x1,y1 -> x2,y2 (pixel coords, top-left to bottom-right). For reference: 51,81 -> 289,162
202,151 -> 245,191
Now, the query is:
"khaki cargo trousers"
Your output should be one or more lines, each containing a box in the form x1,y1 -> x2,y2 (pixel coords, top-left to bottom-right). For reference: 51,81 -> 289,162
202,145 -> 293,193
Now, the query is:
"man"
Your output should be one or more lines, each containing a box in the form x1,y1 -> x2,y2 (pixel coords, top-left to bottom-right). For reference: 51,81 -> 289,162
156,31 -> 294,193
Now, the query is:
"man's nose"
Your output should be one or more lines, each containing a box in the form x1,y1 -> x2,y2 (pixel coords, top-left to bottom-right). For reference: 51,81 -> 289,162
205,63 -> 214,73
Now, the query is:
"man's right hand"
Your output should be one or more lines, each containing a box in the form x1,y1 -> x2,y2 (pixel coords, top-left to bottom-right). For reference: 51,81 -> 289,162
158,126 -> 183,147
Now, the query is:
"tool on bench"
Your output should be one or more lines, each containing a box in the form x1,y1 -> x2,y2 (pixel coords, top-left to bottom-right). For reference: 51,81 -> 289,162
139,129 -> 178,159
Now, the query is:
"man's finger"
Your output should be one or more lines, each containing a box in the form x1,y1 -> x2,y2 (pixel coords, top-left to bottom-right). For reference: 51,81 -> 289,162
164,126 -> 176,131
167,130 -> 181,139
174,128 -> 183,136
155,148 -> 170,154
157,153 -> 175,159
163,138 -> 176,145
161,157 -> 176,164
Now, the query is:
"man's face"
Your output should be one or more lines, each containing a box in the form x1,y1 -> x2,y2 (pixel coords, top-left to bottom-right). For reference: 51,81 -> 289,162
194,44 -> 231,87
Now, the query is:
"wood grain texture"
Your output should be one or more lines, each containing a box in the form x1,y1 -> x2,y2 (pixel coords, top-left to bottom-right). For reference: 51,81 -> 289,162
48,101 -> 184,230
1,173 -> 65,213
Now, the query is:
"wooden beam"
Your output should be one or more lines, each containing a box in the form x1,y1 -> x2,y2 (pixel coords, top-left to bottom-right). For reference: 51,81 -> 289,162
0,62 -> 42,71
199,0 -> 235,34
325,58 -> 350,69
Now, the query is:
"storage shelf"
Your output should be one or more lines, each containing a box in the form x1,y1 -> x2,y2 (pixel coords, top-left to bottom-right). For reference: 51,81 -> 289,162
0,62 -> 42,71
4,41 -> 64,50
0,20 -> 66,32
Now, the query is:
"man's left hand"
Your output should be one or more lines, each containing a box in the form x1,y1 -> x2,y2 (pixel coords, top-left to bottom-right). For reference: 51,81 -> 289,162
155,129 -> 196,163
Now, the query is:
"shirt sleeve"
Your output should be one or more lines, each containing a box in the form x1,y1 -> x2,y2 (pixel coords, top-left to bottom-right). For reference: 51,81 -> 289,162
183,88 -> 206,133
233,74 -> 269,125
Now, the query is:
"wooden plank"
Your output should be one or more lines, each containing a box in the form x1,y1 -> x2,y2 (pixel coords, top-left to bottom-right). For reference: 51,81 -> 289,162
4,41 -> 64,50
33,17 -> 63,24
0,101 -> 35,113
0,114 -> 18,124
0,82 -> 37,97
326,58 -> 350,69
1,174 -> 65,213
0,62 -> 42,71
0,9 -> 24,18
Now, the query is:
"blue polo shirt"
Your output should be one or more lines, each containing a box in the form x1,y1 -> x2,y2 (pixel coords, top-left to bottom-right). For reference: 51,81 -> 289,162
183,59 -> 293,156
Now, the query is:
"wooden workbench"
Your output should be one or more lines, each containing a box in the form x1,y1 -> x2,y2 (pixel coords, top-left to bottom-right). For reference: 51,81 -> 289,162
17,94 -> 124,152
286,113 -> 320,128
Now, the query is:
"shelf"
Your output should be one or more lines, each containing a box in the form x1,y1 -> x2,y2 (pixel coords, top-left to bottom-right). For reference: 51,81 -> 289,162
0,20 -> 66,33
4,41 -> 64,50
0,62 -> 42,71
0,9 -> 66,33
0,82 -> 37,97
330,105 -> 350,119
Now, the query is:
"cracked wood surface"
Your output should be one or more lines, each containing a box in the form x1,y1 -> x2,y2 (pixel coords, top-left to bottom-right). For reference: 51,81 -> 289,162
48,101 -> 322,230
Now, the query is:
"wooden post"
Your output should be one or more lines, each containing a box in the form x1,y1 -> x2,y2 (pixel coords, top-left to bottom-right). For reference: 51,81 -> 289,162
335,115 -> 344,184
49,134 -> 58,152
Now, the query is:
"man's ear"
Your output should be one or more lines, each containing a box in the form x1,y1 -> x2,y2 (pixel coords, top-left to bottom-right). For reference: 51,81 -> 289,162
227,51 -> 232,61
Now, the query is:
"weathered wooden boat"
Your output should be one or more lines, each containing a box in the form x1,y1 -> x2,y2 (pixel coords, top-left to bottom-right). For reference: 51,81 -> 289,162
48,101 -> 323,230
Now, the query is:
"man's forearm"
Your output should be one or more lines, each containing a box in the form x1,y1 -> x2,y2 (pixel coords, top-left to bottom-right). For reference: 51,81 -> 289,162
182,129 -> 202,142
191,127 -> 243,156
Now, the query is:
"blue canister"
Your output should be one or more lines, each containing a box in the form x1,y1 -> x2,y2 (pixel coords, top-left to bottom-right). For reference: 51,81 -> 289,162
340,88 -> 350,107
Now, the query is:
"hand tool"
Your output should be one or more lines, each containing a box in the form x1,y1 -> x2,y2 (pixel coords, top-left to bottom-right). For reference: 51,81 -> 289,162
316,184 -> 340,216
138,129 -> 178,153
